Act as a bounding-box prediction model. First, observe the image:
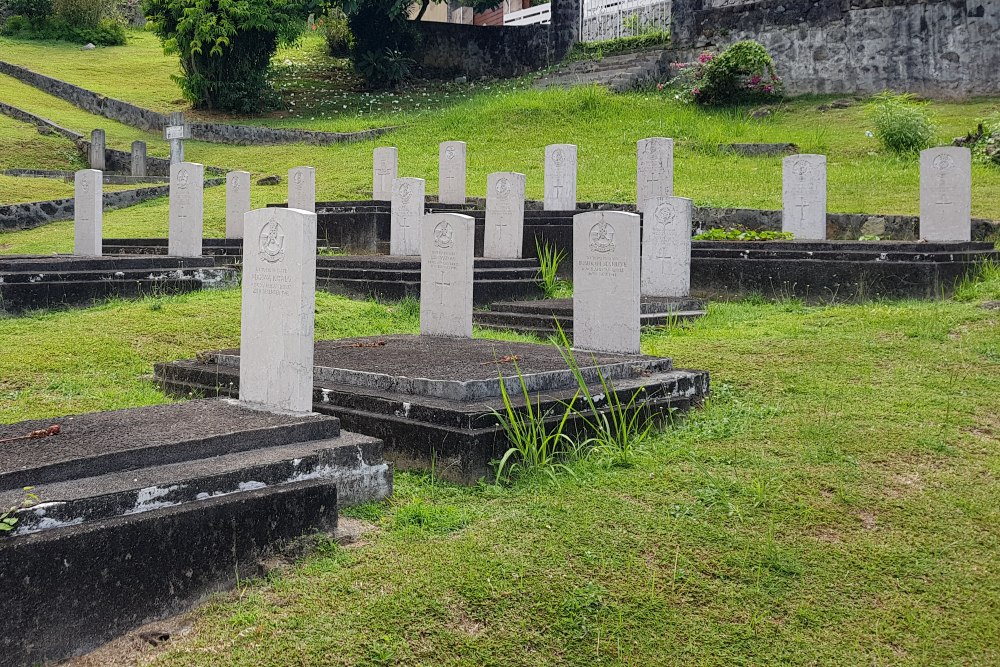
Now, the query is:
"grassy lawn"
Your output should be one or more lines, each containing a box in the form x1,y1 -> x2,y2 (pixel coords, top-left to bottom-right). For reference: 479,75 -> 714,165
1,271 -> 998,665
2,33 -> 999,251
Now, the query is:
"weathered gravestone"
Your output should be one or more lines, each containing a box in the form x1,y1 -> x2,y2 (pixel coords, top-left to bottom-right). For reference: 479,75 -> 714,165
168,161 -> 204,257
390,177 -> 425,256
89,129 -> 106,171
373,147 -> 398,201
484,172 -> 526,259
636,138 -> 674,213
545,144 -> 577,211
782,154 -> 827,240
439,141 -> 467,204
226,171 -> 251,239
239,207 -> 318,413
131,141 -> 147,178
420,213 -> 475,338
573,211 -> 641,355
641,196 -> 693,298
74,169 -> 102,257
920,147 -> 972,242
288,166 -> 316,214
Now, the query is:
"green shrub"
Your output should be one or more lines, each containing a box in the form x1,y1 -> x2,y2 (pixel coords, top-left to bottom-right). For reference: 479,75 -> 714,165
144,0 -> 318,113
669,40 -> 782,106
4,0 -> 52,24
959,115 -> 1000,167
1,0 -> 124,44
345,0 -> 418,88
322,8 -> 352,58
865,92 -> 936,154
693,228 -> 794,241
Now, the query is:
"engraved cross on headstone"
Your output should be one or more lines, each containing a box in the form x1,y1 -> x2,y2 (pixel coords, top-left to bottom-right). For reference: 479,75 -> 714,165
435,269 -> 451,305
795,197 -> 810,223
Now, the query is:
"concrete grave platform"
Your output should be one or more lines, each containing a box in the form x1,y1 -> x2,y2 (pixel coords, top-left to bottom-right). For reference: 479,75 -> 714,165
305,201 -> 998,301
0,399 -> 391,666
316,255 -> 543,305
102,237 -> 335,265
0,254 -> 238,314
475,297 -> 709,336
154,335 -> 710,484
691,240 -> 1000,300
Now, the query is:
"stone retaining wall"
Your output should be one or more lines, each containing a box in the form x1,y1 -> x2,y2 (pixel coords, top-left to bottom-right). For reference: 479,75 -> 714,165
669,0 -> 1000,98
414,22 -> 551,78
0,61 -> 396,146
0,178 -> 225,232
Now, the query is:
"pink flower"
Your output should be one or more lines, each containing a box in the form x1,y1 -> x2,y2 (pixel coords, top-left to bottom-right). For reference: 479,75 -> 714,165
656,83 -> 665,91
692,87 -> 701,95
763,84 -> 773,93
697,52 -> 715,64
750,74 -> 762,85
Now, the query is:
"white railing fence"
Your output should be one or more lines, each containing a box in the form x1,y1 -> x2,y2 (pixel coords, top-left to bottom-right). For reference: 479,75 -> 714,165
502,0 -> 671,43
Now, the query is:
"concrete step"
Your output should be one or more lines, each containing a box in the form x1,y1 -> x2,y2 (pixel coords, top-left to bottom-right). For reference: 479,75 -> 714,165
318,277 -> 542,306
473,309 -> 707,332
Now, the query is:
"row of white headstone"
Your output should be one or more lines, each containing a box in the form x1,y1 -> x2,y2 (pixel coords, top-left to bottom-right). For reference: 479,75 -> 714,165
780,147 -> 973,241
377,140 -> 676,213
237,205 -> 677,417
417,199 -> 690,354
377,141 -> 976,244
72,164 -> 319,257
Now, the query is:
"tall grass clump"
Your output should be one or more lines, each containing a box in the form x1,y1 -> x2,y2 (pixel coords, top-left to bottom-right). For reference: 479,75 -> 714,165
535,238 -> 567,298
554,324 -> 658,467
865,92 -> 936,154
953,258 -> 1000,302
492,358 -> 579,483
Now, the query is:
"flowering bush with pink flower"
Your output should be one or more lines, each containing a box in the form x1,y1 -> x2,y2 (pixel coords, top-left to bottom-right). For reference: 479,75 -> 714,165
667,40 -> 783,106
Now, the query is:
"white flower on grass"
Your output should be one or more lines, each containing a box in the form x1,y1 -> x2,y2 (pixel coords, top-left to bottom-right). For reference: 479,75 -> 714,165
865,131 -> 874,138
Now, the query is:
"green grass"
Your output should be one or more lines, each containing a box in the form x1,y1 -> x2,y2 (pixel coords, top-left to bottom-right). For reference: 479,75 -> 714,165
1,34 -> 999,251
1,273 -> 998,664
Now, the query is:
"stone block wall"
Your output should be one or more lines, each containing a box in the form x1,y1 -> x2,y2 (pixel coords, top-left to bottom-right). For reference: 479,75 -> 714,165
670,0 -> 1000,98
413,22 -> 551,78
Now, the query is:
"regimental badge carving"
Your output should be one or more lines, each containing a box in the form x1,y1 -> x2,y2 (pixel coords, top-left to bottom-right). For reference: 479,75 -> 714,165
231,175 -> 241,192
177,168 -> 190,189
496,177 -> 511,199
792,159 -> 812,179
552,148 -> 564,165
80,178 -> 90,194
433,220 -> 455,249
589,221 -> 616,253
293,171 -> 304,188
399,182 -> 412,203
445,145 -> 457,161
259,218 -> 285,263
653,201 -> 677,227
933,154 -> 955,172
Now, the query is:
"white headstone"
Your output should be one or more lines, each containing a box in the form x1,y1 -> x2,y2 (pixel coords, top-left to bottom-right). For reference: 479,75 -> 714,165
167,161 -> 204,257
74,169 -> 102,257
782,154 -> 827,240
420,212 -> 475,338
288,166 -> 316,214
131,141 -> 147,178
920,147 -> 972,242
544,144 -> 577,211
89,129 -> 106,171
484,172 -> 526,259
390,177 -> 425,256
373,147 -> 398,201
573,211 -> 641,355
438,141 -> 467,205
641,196 -> 692,298
636,138 -> 674,212
239,207 -> 318,414
226,171 -> 251,239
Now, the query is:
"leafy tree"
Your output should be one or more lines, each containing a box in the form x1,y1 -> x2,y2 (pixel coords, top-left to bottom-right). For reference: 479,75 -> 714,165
143,0 -> 326,113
